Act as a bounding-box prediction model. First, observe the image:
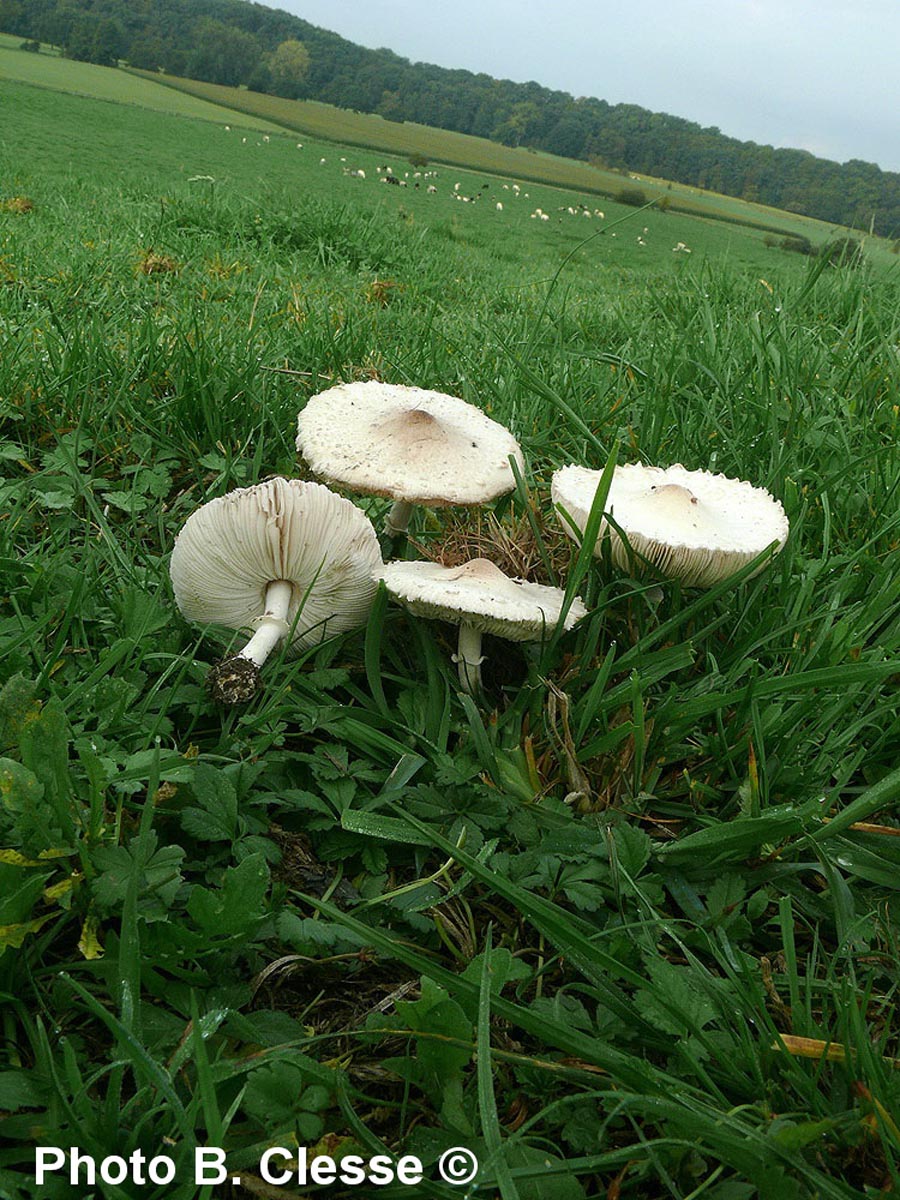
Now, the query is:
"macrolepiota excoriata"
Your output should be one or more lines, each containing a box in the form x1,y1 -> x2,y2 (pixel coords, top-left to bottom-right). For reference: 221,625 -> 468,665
170,477 -> 382,703
296,380 -> 525,537
551,462 -> 789,588
378,557 -> 587,694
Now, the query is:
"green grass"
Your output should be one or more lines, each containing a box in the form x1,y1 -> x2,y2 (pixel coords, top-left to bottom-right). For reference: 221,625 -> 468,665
1,29 -> 883,253
131,67 -> 889,252
0,33 -> 281,130
2,76 -> 900,1200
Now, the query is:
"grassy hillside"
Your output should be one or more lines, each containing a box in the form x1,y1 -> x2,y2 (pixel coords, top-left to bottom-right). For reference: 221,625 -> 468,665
7,75 -> 892,292
0,31 -> 281,129
135,67 -> 866,244
2,73 -> 900,1200
1,30 -> 885,254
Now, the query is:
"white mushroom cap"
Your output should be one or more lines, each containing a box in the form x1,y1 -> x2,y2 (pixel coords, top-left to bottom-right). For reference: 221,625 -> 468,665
170,477 -> 382,654
378,558 -> 587,640
552,463 -> 789,588
296,381 -> 525,508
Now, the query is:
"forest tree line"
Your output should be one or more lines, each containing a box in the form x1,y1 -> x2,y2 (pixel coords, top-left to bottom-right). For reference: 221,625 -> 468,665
4,0 -> 899,236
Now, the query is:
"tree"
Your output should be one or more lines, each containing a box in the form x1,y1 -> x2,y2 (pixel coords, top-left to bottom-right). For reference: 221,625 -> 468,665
186,18 -> 261,87
269,38 -> 309,99
91,18 -> 124,67
128,32 -> 177,72
0,0 -> 25,37
377,89 -> 404,122
543,116 -> 588,160
64,14 -> 99,63
34,3 -> 79,50
491,101 -> 542,147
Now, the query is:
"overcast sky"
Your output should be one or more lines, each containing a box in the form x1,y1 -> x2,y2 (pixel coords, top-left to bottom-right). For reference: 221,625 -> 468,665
278,0 -> 900,173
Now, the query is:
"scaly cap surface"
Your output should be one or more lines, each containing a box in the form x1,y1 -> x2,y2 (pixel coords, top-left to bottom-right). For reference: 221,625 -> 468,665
296,381 -> 524,506
378,557 -> 587,640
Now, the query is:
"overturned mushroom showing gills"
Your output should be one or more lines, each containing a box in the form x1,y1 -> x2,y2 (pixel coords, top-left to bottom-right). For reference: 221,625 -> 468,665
552,463 -> 789,588
379,557 -> 587,694
296,381 -> 525,536
170,477 -> 382,703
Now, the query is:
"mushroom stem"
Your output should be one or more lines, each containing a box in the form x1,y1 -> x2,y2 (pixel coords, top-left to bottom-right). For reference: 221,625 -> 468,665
453,622 -> 485,695
384,499 -> 414,538
206,579 -> 292,705
239,579 -> 293,667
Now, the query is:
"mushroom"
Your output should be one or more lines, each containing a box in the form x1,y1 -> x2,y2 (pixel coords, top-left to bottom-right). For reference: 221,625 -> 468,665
551,462 -> 789,588
378,557 -> 587,694
170,477 -> 382,703
295,381 -> 525,537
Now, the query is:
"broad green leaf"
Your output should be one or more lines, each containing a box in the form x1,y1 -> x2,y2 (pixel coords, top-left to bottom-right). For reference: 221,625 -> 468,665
180,762 -> 238,842
188,853 -> 268,935
0,675 -> 38,752
91,836 -> 185,919
0,1070 -> 47,1111
0,759 -> 43,812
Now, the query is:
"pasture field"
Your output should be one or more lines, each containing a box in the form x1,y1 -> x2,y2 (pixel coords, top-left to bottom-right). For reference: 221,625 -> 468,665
0,32 -> 282,131
0,30 -> 877,251
133,67 -> 865,245
2,76 -> 900,1200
